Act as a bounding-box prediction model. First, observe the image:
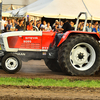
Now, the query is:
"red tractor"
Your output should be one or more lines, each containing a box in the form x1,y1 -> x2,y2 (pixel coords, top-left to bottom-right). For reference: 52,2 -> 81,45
0,12 -> 100,76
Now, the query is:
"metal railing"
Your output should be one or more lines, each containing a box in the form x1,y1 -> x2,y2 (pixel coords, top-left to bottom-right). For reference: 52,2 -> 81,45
75,12 -> 87,32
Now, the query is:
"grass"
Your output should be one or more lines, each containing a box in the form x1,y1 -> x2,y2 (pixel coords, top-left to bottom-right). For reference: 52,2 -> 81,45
0,77 -> 100,88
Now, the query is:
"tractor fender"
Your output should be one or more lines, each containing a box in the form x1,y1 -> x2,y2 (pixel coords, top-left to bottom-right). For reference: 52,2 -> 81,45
57,31 -> 100,47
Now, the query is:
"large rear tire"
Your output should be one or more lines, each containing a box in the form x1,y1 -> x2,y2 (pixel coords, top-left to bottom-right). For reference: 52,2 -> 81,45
2,53 -> 22,74
58,34 -> 100,76
44,59 -> 62,72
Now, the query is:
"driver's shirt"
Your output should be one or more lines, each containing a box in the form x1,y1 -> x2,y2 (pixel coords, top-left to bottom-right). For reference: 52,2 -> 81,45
62,22 -> 72,33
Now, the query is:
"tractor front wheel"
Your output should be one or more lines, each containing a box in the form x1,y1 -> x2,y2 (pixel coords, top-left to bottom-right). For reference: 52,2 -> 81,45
2,53 -> 22,74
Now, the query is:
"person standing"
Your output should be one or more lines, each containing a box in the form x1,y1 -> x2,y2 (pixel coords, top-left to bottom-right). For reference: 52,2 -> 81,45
98,22 -> 100,32
10,23 -> 16,31
52,23 -> 59,32
37,23 -> 41,31
92,21 -> 99,32
41,20 -> 47,31
1,17 -> 6,32
26,17 -> 31,26
6,19 -> 12,32
27,21 -> 33,31
85,23 -> 92,32
45,22 -> 52,31
15,20 -> 24,31
70,21 -> 75,30
92,25 -> 99,33
59,21 -> 63,28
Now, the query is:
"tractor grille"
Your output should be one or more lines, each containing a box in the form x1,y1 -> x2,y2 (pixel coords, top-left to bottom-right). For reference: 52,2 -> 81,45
20,43 -> 40,49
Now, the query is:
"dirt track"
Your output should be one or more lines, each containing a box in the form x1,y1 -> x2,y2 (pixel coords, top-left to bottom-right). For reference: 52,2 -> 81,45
0,85 -> 100,100
0,60 -> 100,80
0,60 -> 100,100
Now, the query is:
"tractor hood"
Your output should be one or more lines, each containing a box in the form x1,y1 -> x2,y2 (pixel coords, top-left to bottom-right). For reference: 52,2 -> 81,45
0,31 -> 42,38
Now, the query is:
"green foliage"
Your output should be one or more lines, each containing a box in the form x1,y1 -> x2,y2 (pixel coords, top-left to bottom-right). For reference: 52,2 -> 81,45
0,77 -> 100,87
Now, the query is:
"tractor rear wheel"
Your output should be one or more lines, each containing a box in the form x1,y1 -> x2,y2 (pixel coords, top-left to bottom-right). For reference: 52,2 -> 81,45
58,34 -> 100,76
44,59 -> 62,72
2,53 -> 22,74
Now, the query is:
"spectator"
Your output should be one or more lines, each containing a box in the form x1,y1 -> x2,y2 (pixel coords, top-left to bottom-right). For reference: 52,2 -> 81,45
41,20 -> 47,31
30,20 -> 34,25
36,20 -> 39,25
6,19 -> 12,32
94,21 -> 98,26
86,23 -> 89,27
92,25 -> 99,32
27,22 -> 33,31
16,21 -> 19,27
52,23 -> 59,32
11,19 -> 15,25
16,20 -> 24,31
33,20 -> 37,27
38,20 -> 42,27
85,23 -> 92,32
10,23 -> 16,31
37,23 -> 41,31
1,17 -> 6,32
4,17 -> 8,32
52,20 -> 59,27
4,17 -> 8,22
26,17 -> 31,26
16,18 -> 19,23
45,22 -> 52,31
77,22 -> 82,31
98,22 -> 100,32
59,21 -> 63,28
70,21 -> 75,30
33,20 -> 37,31
92,21 -> 99,32
79,22 -> 84,31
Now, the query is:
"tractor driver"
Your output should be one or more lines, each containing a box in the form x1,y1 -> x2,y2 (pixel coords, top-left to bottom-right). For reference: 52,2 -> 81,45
58,19 -> 72,33
55,19 -> 72,46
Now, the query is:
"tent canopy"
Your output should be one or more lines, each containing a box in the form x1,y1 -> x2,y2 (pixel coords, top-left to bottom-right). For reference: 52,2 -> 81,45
83,0 -> 100,20
6,0 -> 100,20
2,12 -> 12,17
2,0 -> 37,11
2,0 -> 37,6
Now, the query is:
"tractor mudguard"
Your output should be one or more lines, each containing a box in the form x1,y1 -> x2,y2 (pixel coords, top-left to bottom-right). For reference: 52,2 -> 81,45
57,31 -> 100,47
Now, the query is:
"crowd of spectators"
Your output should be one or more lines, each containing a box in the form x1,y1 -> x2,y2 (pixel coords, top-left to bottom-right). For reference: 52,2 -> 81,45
77,21 -> 100,32
1,17 -> 100,33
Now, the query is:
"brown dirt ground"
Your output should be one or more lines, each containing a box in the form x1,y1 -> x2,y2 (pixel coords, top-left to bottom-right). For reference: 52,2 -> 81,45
0,60 -> 100,100
0,85 -> 100,100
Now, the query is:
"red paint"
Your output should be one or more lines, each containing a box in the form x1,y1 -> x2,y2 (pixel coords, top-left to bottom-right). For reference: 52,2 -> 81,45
7,31 -> 56,50
7,31 -> 99,50
42,31 -> 55,50
8,36 -> 42,49
57,31 -> 100,47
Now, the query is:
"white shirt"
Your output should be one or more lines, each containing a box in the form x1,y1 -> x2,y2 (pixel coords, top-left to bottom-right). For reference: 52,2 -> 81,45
45,26 -> 52,31
41,24 -> 47,29
1,19 -> 5,30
